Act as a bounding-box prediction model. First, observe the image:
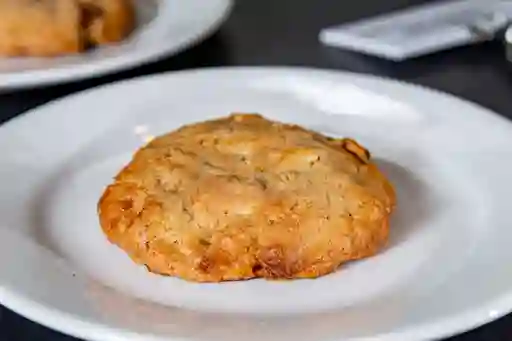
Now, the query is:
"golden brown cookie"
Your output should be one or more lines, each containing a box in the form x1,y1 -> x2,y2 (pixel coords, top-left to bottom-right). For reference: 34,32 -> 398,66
98,114 -> 396,282
0,0 -> 134,57
78,0 -> 135,47
0,0 -> 82,57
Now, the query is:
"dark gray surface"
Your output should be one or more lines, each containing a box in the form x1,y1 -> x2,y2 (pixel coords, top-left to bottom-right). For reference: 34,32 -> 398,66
1,0 -> 512,340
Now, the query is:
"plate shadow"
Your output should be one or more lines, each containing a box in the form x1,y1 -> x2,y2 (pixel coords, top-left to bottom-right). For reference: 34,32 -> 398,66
374,158 -> 434,250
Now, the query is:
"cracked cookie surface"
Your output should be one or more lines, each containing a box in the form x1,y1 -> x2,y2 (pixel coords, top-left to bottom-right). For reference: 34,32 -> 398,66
98,113 -> 396,282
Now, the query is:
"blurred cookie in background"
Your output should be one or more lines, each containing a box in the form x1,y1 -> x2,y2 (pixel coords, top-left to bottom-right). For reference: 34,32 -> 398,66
0,0 -> 135,57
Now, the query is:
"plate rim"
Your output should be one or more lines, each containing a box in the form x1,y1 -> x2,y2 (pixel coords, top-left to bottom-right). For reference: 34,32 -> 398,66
0,0 -> 234,90
1,66 -> 512,341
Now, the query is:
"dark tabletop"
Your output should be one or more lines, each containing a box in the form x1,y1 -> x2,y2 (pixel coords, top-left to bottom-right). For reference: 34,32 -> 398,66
1,0 -> 512,340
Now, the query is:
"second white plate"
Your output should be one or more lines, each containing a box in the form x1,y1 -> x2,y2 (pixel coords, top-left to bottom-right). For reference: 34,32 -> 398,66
1,67 -> 512,341
0,0 -> 233,90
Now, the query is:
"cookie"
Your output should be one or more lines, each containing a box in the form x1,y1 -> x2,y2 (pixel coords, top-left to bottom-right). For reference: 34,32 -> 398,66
98,114 -> 396,282
0,0 -> 82,57
78,0 -> 135,47
0,0 -> 135,57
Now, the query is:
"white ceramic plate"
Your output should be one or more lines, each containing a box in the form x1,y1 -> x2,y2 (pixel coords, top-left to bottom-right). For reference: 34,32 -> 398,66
1,67 -> 511,341
0,0 -> 232,90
